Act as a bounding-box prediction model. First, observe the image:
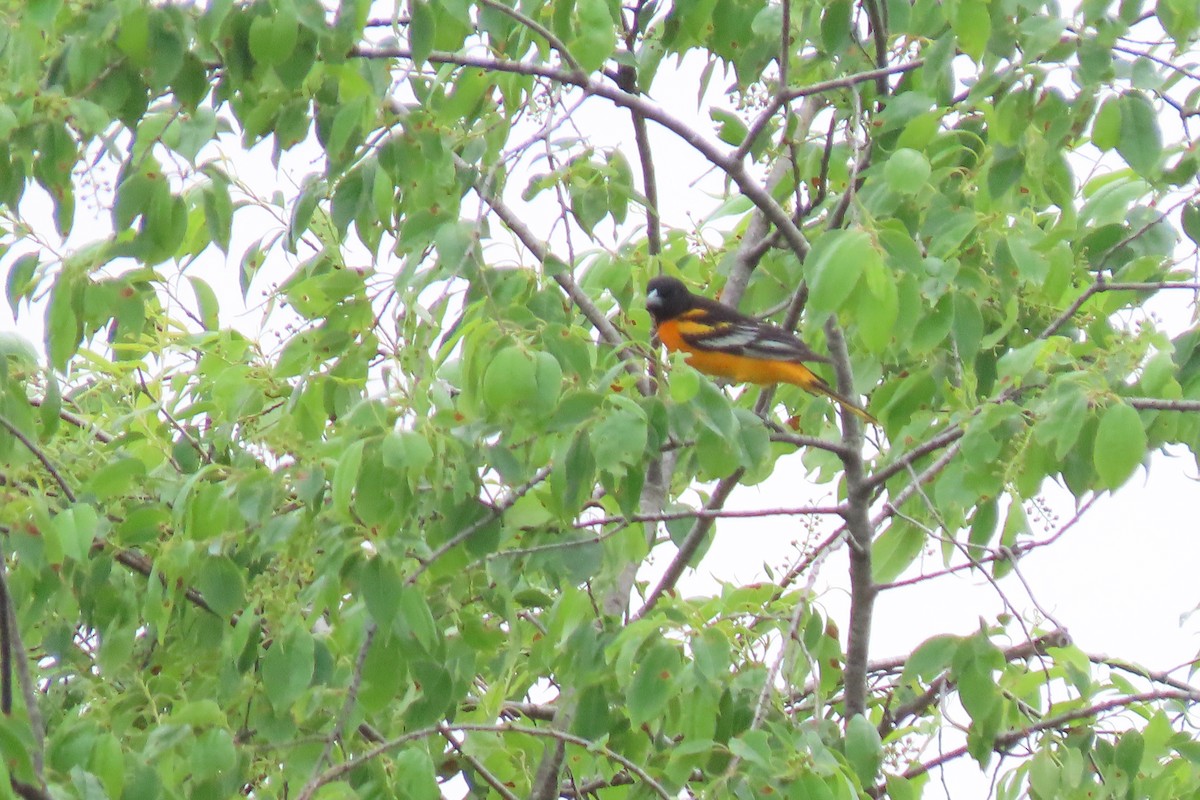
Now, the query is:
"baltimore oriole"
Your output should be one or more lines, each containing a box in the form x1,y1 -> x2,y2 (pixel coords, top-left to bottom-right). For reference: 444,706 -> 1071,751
645,276 -> 877,424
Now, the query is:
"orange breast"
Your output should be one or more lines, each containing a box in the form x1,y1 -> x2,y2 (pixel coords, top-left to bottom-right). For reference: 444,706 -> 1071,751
657,320 -> 823,390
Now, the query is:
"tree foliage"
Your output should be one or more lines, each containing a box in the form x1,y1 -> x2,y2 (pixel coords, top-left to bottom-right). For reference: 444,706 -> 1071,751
2,0 -> 1200,798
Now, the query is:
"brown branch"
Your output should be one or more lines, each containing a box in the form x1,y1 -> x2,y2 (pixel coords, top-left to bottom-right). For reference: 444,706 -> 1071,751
440,722 -> 522,800
575,504 -> 845,528
0,412 -> 218,616
630,468 -> 745,622
613,48 -> 661,256
827,318 -> 874,722
1088,654 -> 1200,700
0,413 -> 76,503
1127,397 -> 1200,412
477,0 -> 584,77
874,441 -> 964,529
27,397 -> 115,443
301,623 -> 377,798
357,44 -> 813,263
408,465 -> 553,587
462,154 -> 627,349
882,632 -> 1072,736
298,722 -> 671,800
733,61 -> 924,163
888,689 -> 1197,791
768,429 -> 854,458
1038,278 -> 1199,343
866,425 -> 965,490
108,547 -> 216,615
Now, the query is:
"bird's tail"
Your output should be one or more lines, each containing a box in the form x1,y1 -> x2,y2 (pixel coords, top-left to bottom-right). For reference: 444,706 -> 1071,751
809,381 -> 879,426
778,361 -> 879,426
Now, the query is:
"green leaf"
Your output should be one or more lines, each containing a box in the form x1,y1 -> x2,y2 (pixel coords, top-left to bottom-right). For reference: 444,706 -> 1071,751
856,268 -> 899,352
45,279 -> 80,371
239,239 -> 266,298
1117,92 -> 1162,176
845,714 -> 883,785
951,1 -> 990,60
967,497 -> 998,551
397,585 -> 440,653
710,108 -> 748,146
951,293 -> 983,364
571,0 -> 617,72
591,406 -> 648,473
904,635 -> 960,682
51,504 -> 99,563
261,623 -> 315,710
187,276 -> 220,330
409,0 -> 436,65
332,439 -> 365,518
821,0 -> 853,51
871,520 -> 925,583
1182,201 -> 1200,247
195,556 -> 245,618
249,11 -> 298,66
360,633 -> 405,712
1114,729 -> 1144,776
628,642 -> 681,726
884,148 -> 932,194
1092,402 -> 1146,489
6,253 -> 39,314
807,230 -> 876,315
362,557 -> 402,629
532,351 -> 564,413
483,346 -> 536,413
392,749 -> 440,800
1092,96 -> 1121,150
203,179 -> 233,254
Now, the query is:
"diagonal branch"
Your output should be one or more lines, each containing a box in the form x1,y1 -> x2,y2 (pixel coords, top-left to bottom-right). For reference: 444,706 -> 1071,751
630,467 -> 744,622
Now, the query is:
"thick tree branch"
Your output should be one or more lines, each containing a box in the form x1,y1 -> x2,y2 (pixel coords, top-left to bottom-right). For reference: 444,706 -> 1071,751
826,319 -> 874,722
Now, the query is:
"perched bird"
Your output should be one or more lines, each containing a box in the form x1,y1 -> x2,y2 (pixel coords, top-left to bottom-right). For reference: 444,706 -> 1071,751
645,275 -> 877,424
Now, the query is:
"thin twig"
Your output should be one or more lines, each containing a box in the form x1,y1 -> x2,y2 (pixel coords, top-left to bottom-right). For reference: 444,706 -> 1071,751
1127,397 -> 1200,412
0,413 -> 76,503
298,722 -> 672,800
440,723 -> 522,800
407,465 -> 553,587
631,468 -> 744,622
575,504 -> 845,528
301,623 -> 377,798
734,61 -> 924,162
477,0 -> 584,76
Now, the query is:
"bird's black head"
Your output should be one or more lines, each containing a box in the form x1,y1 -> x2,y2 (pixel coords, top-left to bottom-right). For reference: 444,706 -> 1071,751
645,276 -> 692,323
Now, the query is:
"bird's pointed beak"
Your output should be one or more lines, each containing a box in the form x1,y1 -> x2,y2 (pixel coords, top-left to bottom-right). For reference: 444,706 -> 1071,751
646,288 -> 662,309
